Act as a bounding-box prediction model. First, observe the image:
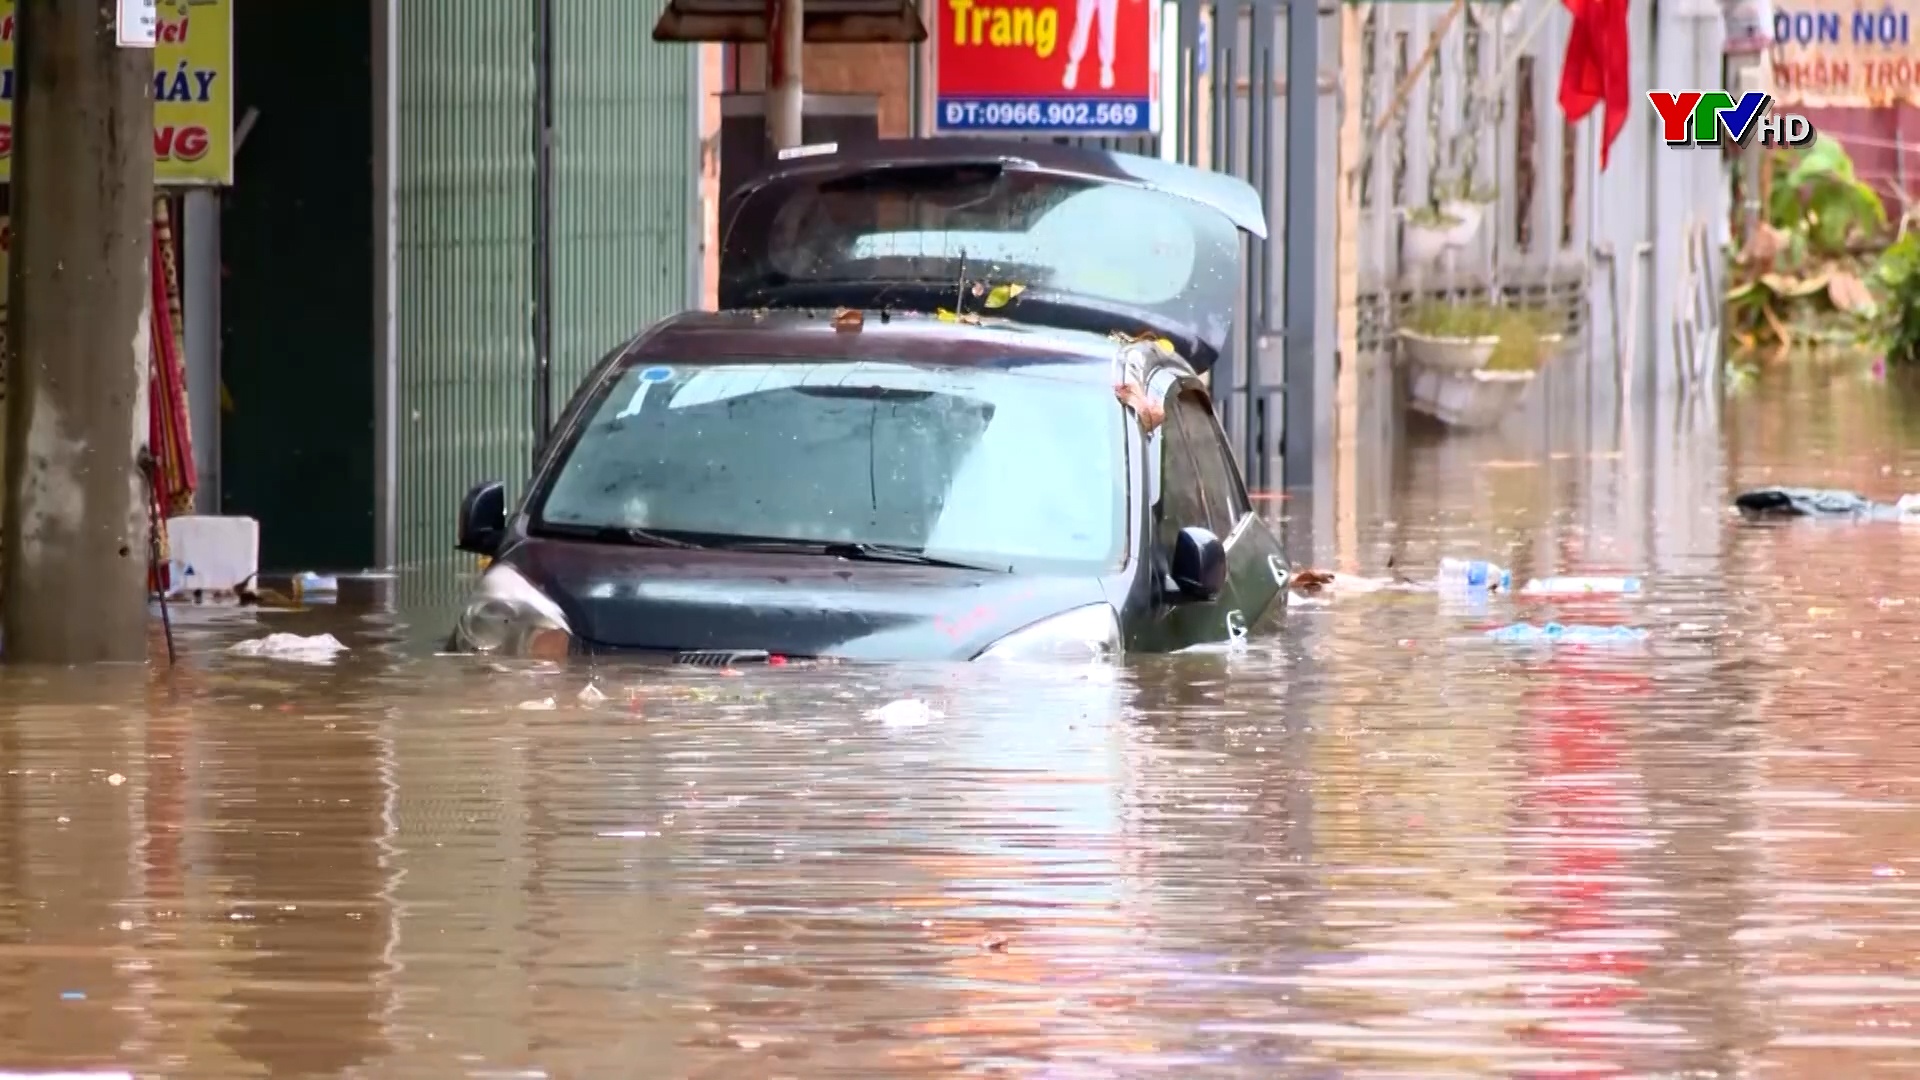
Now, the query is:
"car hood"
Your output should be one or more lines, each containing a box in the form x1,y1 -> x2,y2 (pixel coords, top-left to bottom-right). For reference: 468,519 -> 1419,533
505,538 -> 1111,661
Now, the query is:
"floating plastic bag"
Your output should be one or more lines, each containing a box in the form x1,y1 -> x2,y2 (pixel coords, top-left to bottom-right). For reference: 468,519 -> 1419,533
1520,576 -> 1642,597
227,633 -> 348,664
1735,487 -> 1882,519
869,698 -> 940,728
1486,622 -> 1649,646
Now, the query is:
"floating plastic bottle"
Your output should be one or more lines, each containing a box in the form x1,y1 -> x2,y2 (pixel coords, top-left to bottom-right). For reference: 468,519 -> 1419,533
1485,622 -> 1649,646
1437,557 -> 1510,593
1520,576 -> 1642,597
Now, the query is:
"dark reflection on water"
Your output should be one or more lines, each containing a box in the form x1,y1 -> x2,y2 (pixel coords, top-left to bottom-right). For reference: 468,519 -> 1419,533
4,366 -> 1920,1076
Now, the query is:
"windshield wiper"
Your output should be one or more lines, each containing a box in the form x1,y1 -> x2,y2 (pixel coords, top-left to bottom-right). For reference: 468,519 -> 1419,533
824,542 -> 1011,573
704,537 -> 1010,572
536,522 -> 706,550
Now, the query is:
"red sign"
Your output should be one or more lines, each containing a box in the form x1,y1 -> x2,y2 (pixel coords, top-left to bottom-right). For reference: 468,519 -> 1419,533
935,0 -> 1158,134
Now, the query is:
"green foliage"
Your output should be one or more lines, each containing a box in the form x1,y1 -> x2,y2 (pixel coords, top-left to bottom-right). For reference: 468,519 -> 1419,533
1730,136 -> 1889,356
1432,169 -> 1498,204
1484,309 -> 1557,372
1768,134 -> 1888,256
1406,206 -> 1464,229
1405,301 -> 1502,337
1873,231 -> 1920,366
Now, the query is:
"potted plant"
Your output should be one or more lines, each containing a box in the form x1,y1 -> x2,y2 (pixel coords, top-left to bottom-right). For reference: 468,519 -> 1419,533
1402,205 -> 1471,265
1402,305 -> 1557,429
1438,174 -> 1498,242
1397,300 -> 1505,371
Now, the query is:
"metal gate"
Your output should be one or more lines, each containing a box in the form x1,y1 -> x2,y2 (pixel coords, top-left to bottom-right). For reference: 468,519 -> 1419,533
973,0 -> 1342,491
1350,0 -> 1595,357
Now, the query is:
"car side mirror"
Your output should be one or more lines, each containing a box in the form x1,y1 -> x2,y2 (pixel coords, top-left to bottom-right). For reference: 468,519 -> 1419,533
1168,526 -> 1227,602
457,481 -> 508,556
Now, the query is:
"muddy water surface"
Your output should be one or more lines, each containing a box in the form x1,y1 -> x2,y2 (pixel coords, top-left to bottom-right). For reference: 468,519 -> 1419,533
2,365 -> 1920,1077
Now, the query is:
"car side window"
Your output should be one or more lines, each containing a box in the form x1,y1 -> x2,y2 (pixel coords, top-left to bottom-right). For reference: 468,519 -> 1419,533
1156,401 -> 1213,569
1167,389 -> 1251,538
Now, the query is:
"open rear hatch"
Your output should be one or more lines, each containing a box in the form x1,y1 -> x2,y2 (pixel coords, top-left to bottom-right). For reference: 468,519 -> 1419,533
716,139 -> 1268,373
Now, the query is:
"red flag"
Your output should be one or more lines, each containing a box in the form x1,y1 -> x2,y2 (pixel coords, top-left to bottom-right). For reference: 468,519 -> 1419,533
1559,0 -> 1631,171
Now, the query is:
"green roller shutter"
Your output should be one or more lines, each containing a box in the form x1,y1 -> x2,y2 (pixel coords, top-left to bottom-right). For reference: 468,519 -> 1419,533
393,3 -> 695,612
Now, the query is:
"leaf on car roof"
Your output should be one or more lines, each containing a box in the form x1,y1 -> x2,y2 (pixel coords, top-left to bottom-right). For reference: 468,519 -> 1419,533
832,307 -> 864,332
936,308 -> 983,326
982,283 -> 1026,310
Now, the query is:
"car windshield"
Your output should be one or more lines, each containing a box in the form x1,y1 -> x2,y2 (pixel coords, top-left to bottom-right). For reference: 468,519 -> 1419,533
721,167 -> 1241,337
533,360 -> 1127,574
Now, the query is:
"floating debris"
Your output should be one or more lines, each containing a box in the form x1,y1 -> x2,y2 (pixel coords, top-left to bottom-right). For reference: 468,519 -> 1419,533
227,633 -> 348,665
869,698 -> 939,728
1485,622 -> 1649,646
1520,576 -> 1642,597
1289,569 -> 1336,594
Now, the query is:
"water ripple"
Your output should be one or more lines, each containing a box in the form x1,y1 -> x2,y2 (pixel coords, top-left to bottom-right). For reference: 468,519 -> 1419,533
0,369 -> 1917,1074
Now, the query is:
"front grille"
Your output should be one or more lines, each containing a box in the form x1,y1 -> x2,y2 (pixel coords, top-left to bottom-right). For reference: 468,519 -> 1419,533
674,649 -> 772,667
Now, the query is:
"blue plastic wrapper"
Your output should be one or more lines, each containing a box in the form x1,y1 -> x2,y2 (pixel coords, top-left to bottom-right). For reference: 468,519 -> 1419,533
1485,622 -> 1649,646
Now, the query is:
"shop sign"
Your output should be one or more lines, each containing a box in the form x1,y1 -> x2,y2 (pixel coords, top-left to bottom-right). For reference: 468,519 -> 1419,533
1770,0 -> 1918,105
935,0 -> 1159,135
0,0 -> 232,186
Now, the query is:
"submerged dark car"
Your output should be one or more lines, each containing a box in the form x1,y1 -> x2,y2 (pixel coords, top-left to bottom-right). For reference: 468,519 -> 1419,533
447,138 -> 1289,664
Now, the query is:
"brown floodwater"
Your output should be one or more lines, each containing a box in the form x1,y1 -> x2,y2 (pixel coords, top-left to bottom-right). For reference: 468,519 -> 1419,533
3,361 -> 1920,1077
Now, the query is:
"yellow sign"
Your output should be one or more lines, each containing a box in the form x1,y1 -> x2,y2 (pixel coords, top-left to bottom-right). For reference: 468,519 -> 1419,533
0,0 -> 232,186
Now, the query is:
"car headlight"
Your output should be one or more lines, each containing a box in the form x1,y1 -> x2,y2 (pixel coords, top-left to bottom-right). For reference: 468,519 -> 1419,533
974,604 -> 1121,664
453,564 -> 573,659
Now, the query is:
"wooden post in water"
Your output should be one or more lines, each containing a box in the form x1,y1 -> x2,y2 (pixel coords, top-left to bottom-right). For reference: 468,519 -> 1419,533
1,0 -> 155,663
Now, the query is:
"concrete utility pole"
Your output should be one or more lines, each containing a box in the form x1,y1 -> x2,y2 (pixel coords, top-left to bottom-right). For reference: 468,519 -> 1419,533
2,0 -> 155,664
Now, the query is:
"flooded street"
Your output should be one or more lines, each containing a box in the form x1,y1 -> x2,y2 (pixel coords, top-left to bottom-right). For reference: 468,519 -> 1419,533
5,364 -> 1920,1077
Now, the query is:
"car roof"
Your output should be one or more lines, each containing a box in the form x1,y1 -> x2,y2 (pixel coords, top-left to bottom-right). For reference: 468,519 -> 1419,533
733,138 -> 1268,238
623,309 -> 1197,387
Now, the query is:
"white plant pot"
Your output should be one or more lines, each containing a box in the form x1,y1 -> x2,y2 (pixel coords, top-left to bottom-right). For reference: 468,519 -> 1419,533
1397,328 -> 1500,373
1439,200 -> 1488,245
1402,223 -> 1455,265
1402,205 -> 1483,265
1407,365 -> 1538,430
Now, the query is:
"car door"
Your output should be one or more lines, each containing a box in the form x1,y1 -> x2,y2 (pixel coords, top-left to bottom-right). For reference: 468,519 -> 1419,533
1169,390 -> 1287,635
1131,383 -> 1244,651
